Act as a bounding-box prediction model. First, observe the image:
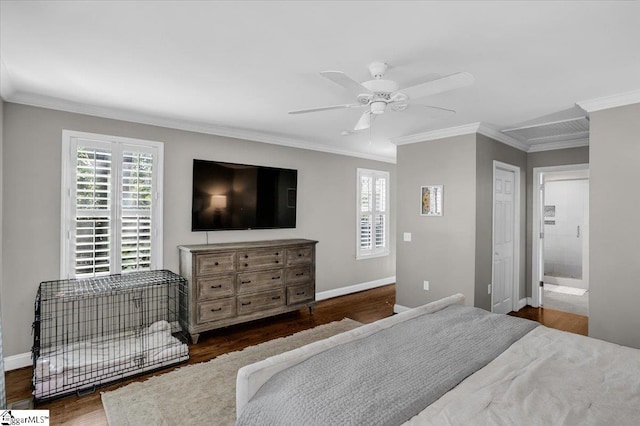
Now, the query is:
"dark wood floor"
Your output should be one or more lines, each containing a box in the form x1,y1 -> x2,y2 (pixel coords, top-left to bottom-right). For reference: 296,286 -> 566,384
5,284 -> 586,425
510,304 -> 588,336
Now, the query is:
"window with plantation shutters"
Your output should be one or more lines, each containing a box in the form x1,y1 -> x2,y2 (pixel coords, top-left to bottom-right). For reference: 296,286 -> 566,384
121,150 -> 154,272
357,168 -> 390,259
61,131 -> 164,279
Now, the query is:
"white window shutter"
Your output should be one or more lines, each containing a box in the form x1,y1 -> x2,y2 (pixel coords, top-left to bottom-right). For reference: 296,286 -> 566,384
359,174 -> 373,251
357,168 -> 390,259
73,144 -> 113,277
121,149 -> 154,272
61,131 -> 164,279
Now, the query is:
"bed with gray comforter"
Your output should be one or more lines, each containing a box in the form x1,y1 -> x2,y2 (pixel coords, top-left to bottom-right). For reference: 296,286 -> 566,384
236,294 -> 640,425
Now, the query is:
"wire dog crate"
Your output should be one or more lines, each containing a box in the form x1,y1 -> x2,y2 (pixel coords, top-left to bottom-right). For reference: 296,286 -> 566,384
32,270 -> 189,402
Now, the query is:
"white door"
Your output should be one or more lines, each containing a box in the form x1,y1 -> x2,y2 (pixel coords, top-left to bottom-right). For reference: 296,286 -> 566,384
493,168 -> 515,314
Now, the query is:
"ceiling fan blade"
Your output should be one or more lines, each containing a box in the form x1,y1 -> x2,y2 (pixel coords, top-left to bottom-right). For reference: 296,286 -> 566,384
397,72 -> 474,100
321,71 -> 372,95
404,104 -> 456,114
392,103 -> 456,120
354,111 -> 372,131
288,103 -> 361,114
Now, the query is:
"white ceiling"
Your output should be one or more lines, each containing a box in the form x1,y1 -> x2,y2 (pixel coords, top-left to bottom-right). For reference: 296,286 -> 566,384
1,1 -> 639,162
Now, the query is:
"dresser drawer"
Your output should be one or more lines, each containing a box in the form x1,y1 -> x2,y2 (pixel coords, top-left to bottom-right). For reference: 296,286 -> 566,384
197,298 -> 236,323
197,276 -> 235,300
237,269 -> 284,294
238,248 -> 284,271
286,265 -> 312,284
287,283 -> 314,305
286,246 -> 313,266
195,252 -> 236,275
237,289 -> 285,315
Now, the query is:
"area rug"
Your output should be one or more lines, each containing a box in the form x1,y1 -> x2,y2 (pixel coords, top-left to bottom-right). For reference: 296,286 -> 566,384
101,318 -> 361,426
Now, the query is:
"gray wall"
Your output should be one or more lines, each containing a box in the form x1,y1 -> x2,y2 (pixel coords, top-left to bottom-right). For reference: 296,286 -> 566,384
396,133 -> 528,311
475,134 -> 527,311
396,134 -> 477,307
1,102 -> 396,356
525,146 -> 589,296
589,102 -> 640,349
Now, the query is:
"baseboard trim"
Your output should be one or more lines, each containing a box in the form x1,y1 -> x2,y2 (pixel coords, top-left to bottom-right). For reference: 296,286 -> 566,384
315,276 -> 395,302
393,304 -> 411,314
5,352 -> 32,371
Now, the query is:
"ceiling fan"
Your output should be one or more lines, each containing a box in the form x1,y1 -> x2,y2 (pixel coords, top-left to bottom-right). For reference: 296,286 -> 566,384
289,62 -> 474,131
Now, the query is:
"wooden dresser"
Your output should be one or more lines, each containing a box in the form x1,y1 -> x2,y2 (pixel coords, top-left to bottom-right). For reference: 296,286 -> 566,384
178,239 -> 318,343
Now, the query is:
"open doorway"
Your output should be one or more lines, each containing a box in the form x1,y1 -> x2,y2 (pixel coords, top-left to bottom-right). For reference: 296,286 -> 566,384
532,164 -> 589,317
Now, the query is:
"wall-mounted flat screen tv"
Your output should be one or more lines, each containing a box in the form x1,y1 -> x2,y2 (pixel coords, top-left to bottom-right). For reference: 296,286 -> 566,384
192,159 -> 297,231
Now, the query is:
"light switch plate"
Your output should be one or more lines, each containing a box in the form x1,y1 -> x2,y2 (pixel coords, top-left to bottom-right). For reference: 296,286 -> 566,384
403,232 -> 412,242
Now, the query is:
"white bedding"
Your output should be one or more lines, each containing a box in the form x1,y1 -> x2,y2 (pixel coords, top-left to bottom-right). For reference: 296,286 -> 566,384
407,325 -> 640,425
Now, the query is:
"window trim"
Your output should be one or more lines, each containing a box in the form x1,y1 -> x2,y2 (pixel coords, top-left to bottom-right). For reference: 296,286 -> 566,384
356,168 -> 390,260
61,130 -> 164,279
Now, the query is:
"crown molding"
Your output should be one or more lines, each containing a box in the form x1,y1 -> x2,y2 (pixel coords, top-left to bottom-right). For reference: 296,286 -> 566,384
391,122 -> 481,145
391,121 -> 529,152
477,123 -> 529,152
5,92 -> 396,164
576,89 -> 640,113
527,138 -> 589,153
391,120 -> 587,153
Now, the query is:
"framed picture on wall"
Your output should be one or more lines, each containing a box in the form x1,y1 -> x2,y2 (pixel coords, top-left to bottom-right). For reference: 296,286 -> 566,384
421,185 -> 443,216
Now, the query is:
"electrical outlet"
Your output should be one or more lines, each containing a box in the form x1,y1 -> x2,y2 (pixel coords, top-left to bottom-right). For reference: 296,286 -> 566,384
403,232 -> 412,242
488,284 -> 492,294
424,280 -> 430,291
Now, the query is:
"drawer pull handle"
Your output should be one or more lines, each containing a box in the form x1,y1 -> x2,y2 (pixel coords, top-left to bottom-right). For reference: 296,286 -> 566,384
245,255 -> 249,259
296,291 -> 305,296
241,301 -> 252,306
210,284 -> 222,289
271,296 -> 281,300
241,280 -> 252,284
295,272 -> 304,276
214,262 -> 219,266
211,307 -> 222,312
244,263 -> 249,267
298,253 -> 303,257
272,276 -> 281,280
275,260 -> 279,264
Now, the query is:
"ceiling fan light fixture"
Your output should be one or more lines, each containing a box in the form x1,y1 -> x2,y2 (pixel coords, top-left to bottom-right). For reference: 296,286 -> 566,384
370,101 -> 386,114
